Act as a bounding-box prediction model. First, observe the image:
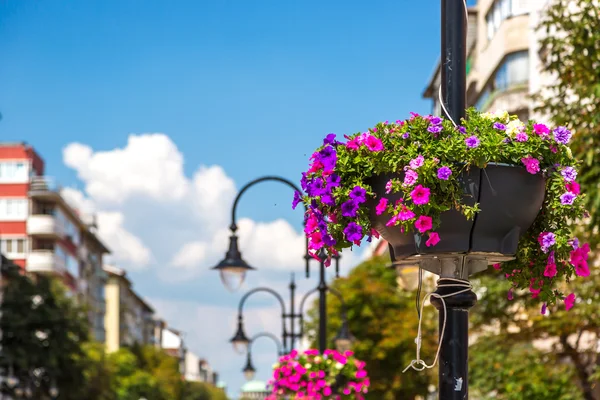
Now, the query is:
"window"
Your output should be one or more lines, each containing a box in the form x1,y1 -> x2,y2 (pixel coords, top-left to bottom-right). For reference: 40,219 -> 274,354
485,0 -> 529,41
0,238 -> 28,255
0,198 -> 28,220
0,161 -> 30,183
475,51 -> 529,110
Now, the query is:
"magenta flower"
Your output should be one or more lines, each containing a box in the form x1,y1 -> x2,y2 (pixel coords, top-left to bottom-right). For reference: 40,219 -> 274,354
570,243 -> 590,277
426,232 -> 440,247
560,192 -> 577,205
343,222 -> 363,242
398,206 -> 416,221
409,155 -> 425,169
410,184 -> 431,205
565,293 -> 576,311
304,214 -> 318,234
414,215 -> 433,233
566,182 -> 581,195
375,197 -> 388,215
553,126 -> 572,144
308,232 -> 323,250
465,135 -> 480,148
323,133 -> 336,145
437,166 -> 452,180
541,303 -> 547,315
403,169 -> 418,186
385,180 -> 393,194
365,135 -> 384,151
533,123 -> 550,136
507,288 -> 514,301
561,166 -> 577,182
543,262 -> 557,278
521,155 -> 540,174
493,263 -> 501,270
430,116 -> 442,125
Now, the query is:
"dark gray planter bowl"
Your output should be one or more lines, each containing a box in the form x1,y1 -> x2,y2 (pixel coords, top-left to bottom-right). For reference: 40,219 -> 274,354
367,164 -> 546,263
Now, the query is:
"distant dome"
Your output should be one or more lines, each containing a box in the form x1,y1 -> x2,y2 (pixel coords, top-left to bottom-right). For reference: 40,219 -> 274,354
241,380 -> 268,393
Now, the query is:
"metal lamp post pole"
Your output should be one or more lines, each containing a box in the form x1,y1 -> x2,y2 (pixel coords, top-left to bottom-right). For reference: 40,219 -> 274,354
430,2 -> 477,399
318,253 -> 327,353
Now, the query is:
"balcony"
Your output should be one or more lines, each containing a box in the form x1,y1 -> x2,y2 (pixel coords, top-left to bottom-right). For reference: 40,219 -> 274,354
27,250 -> 66,274
26,214 -> 65,238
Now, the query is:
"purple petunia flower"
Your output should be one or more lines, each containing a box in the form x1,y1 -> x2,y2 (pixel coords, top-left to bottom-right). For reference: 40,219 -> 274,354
343,222 -> 363,242
560,192 -> 577,205
321,194 -> 336,206
323,234 -> 337,247
326,174 -> 341,188
437,166 -> 452,180
349,186 -> 367,203
561,166 -> 577,183
323,133 -> 337,145
430,116 -> 442,125
402,132 -> 410,139
306,178 -> 326,196
553,126 -> 572,144
458,126 -> 467,134
515,132 -> 528,142
427,125 -> 443,134
292,191 -> 302,209
300,172 -> 308,191
465,135 -> 480,148
539,232 -> 556,252
494,122 -> 506,131
317,146 -> 337,171
341,199 -> 359,217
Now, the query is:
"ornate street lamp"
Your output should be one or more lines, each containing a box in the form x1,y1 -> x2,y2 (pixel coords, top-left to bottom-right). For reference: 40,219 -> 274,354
242,353 -> 256,381
212,234 -> 254,292
230,316 -> 251,354
215,176 -> 341,352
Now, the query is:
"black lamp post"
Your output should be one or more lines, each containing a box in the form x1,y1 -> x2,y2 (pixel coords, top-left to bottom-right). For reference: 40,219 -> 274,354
242,332 -> 284,381
231,274 -> 353,355
213,176 -> 341,353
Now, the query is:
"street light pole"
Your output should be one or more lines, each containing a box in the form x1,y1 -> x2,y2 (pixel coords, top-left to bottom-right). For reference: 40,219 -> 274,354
214,175 -> 342,353
431,2 -> 477,399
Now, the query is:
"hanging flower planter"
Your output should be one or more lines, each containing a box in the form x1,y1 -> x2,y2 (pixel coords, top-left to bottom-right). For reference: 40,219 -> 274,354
267,349 -> 369,400
294,109 -> 589,307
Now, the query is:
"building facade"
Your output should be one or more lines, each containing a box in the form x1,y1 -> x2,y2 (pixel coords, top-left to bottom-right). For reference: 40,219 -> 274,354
423,0 -> 537,120
0,142 -> 109,342
103,264 -> 156,353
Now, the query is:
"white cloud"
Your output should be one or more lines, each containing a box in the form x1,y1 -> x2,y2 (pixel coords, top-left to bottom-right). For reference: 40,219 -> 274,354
63,134 -> 189,204
170,241 -> 208,270
62,187 -> 152,268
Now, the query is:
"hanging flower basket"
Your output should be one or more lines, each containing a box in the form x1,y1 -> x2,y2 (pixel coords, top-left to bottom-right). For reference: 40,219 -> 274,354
267,349 -> 369,400
294,109 -> 589,307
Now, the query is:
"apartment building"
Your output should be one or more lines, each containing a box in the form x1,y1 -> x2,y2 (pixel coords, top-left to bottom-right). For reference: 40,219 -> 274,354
185,352 -> 220,384
104,264 -> 158,352
424,0 -> 535,120
0,142 -> 110,342
162,326 -> 187,376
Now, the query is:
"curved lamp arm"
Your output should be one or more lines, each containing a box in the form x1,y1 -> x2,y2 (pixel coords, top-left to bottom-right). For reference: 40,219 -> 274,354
230,176 -> 306,232
298,286 -> 348,336
227,175 -> 312,276
250,332 -> 284,356
238,287 -> 289,350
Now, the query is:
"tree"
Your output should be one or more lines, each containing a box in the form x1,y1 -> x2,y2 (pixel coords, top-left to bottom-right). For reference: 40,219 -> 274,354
304,255 -> 437,399
183,381 -> 229,400
0,265 -> 92,399
535,0 -> 600,248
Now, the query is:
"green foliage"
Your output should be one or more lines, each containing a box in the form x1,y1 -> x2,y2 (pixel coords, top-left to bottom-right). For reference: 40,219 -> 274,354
305,256 -> 436,399
300,109 -> 587,305
183,381 -> 229,400
0,267 -> 91,399
470,336 -> 583,400
535,0 -> 600,248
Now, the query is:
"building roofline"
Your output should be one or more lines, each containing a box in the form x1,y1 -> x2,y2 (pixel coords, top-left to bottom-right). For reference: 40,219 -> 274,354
103,264 -> 154,312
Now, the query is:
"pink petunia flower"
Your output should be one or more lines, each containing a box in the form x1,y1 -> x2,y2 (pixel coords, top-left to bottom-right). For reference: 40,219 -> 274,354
426,232 -> 440,247
565,293 -> 576,311
375,197 -> 388,215
414,215 -> 433,233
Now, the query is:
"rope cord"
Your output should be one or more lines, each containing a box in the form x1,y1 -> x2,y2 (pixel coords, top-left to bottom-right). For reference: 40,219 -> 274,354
403,278 -> 473,373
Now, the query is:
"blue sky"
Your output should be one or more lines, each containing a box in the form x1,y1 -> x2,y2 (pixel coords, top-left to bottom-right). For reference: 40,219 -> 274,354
0,0 -> 454,396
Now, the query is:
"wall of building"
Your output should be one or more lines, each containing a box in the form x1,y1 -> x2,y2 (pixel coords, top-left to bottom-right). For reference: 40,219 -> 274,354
104,275 -> 121,353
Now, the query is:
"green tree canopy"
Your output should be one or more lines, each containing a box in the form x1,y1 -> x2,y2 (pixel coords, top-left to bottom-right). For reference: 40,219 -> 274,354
304,255 -> 437,400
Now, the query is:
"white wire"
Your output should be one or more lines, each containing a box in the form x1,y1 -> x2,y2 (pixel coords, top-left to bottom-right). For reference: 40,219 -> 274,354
438,0 -> 469,128
403,278 -> 473,373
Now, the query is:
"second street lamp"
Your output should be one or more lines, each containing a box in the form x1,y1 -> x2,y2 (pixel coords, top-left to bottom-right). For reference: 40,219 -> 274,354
231,275 -> 353,355
214,175 -> 341,353
242,332 -> 284,381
